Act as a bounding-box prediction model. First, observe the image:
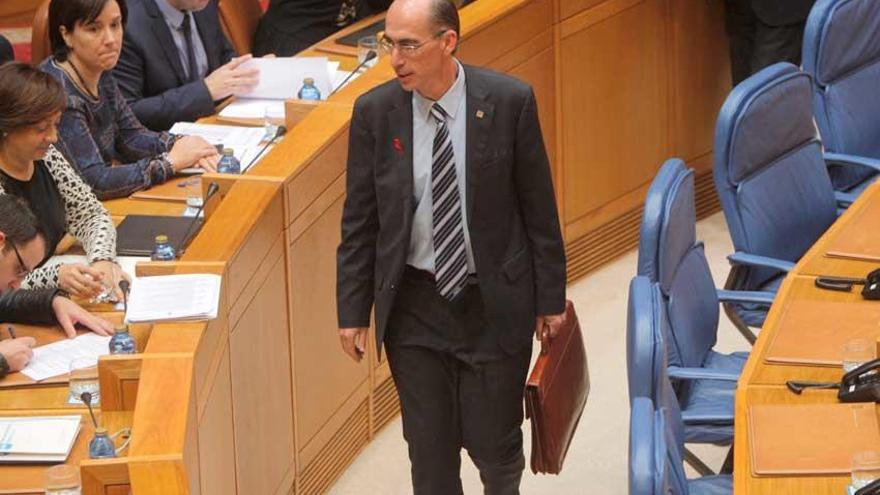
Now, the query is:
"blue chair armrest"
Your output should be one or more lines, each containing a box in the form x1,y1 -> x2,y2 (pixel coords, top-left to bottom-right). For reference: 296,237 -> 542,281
825,152 -> 880,173
667,366 -> 740,382
716,289 -> 775,306
681,411 -> 734,425
728,252 -> 795,273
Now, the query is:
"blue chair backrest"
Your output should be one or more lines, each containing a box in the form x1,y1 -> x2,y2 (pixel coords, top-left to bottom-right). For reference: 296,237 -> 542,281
645,162 -> 719,370
713,63 -> 837,287
629,397 -> 657,495
638,158 -> 690,283
804,0 -> 880,187
627,276 -> 661,404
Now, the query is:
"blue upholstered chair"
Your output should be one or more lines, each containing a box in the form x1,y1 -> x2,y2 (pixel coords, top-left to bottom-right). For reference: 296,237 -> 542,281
628,389 -> 733,494
713,63 -> 840,330
638,158 -> 771,344
803,0 -> 880,196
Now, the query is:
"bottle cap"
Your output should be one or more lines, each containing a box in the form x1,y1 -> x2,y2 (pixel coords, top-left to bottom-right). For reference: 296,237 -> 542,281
304,77 -> 315,85
222,148 -> 234,156
155,234 -> 168,243
94,427 -> 108,434
113,324 -> 128,334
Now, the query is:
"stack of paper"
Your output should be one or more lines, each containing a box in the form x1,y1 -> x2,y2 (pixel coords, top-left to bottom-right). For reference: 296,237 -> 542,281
125,274 -> 222,323
168,122 -> 268,173
20,333 -> 111,382
0,416 -> 81,463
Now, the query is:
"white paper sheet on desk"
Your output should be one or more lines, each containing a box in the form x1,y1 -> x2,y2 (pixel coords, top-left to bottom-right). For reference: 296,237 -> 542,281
236,57 -> 333,100
0,416 -> 81,461
218,98 -> 285,120
20,333 -> 111,382
124,274 -> 221,323
169,122 -> 265,148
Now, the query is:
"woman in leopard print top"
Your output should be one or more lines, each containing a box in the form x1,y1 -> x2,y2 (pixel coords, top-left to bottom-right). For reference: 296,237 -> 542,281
0,63 -> 128,300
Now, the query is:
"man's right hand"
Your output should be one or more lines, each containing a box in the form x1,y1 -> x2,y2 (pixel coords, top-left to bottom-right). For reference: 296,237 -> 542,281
0,337 -> 36,372
204,54 -> 260,101
338,327 -> 368,362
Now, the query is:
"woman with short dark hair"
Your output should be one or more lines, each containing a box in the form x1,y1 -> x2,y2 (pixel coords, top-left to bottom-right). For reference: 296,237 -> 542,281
39,0 -> 218,200
0,62 -> 127,301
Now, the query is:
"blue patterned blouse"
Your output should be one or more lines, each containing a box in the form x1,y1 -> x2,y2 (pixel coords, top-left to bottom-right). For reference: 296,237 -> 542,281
40,58 -> 176,200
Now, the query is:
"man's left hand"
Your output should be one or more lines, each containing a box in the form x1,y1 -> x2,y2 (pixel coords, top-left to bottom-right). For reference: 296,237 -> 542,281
535,312 -> 565,342
52,296 -> 114,338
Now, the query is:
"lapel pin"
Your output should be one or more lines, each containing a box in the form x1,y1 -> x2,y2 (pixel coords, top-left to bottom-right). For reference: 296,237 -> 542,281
392,137 -> 404,154
476,110 -> 485,119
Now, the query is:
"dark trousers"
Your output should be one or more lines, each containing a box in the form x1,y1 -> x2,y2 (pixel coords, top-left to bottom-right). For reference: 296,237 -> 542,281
725,0 -> 806,85
385,267 -> 532,495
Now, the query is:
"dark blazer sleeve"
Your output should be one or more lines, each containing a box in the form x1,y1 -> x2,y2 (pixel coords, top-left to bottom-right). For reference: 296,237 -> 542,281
114,31 -> 216,131
0,289 -> 60,326
336,103 -> 379,328
513,88 -> 566,316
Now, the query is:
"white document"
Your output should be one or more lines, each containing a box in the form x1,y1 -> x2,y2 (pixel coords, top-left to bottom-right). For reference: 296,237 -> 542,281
218,98 -> 286,120
20,333 -> 111,382
125,274 -> 222,323
0,416 -> 81,462
235,57 -> 333,100
168,122 -> 265,149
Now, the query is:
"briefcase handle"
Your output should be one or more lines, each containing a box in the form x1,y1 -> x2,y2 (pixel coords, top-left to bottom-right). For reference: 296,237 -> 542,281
539,321 -> 552,355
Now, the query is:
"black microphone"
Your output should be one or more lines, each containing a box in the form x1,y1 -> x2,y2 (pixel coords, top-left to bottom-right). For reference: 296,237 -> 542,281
118,279 -> 130,314
329,50 -> 377,97
174,182 -> 220,258
244,125 -> 287,171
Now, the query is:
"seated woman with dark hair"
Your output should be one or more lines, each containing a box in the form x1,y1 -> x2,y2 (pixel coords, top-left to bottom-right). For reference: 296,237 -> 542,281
38,0 -> 218,200
0,62 -> 128,301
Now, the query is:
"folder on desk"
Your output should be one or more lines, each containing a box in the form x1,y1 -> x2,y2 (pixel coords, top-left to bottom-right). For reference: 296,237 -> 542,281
115,215 -> 202,256
0,416 -> 81,463
825,195 -> 880,262
765,300 -> 880,366
748,403 -> 880,475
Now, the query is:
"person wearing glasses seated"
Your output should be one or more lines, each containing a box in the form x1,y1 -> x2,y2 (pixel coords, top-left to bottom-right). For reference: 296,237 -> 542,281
254,0 -> 392,57
0,62 -> 129,303
39,0 -> 219,200
0,195 -> 113,378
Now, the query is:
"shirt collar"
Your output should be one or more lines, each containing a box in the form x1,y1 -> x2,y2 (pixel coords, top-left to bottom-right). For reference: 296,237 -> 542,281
155,0 -> 187,29
413,59 -> 466,122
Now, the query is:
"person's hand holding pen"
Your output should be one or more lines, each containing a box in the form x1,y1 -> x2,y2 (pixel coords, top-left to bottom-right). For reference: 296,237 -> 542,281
0,326 -> 36,372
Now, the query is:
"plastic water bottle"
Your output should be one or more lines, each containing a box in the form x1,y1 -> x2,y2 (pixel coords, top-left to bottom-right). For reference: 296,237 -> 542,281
88,428 -> 117,459
150,234 -> 175,261
217,148 -> 241,174
108,325 -> 136,355
298,77 -> 321,101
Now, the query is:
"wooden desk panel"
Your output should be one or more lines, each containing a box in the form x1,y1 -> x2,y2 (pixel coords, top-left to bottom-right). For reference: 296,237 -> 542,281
736,183 -> 880,493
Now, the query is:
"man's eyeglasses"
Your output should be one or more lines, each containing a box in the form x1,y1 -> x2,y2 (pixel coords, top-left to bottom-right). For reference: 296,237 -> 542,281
8,239 -> 31,279
378,30 -> 448,56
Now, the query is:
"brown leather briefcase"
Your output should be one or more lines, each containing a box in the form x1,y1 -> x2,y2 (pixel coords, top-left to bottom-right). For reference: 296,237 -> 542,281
525,300 -> 590,474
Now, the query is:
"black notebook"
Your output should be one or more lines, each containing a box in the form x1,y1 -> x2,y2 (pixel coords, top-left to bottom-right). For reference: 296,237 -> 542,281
335,19 -> 385,47
115,215 -> 202,256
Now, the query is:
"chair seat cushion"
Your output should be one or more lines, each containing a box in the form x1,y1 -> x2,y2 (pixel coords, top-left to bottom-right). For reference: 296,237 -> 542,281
688,474 -> 733,495
680,351 -> 748,444
734,274 -> 785,327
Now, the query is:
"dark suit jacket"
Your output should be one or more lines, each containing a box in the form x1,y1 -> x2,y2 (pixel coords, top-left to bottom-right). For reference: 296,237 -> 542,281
750,0 -> 816,26
337,65 -> 566,355
113,0 -> 236,131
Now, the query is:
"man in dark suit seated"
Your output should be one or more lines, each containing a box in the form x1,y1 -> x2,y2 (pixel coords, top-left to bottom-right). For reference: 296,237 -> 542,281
0,34 -> 14,65
113,0 -> 260,130
0,196 -> 112,379
725,0 -> 817,85
336,0 -> 566,492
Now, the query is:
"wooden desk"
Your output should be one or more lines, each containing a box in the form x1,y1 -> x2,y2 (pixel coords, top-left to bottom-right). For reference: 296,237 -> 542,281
735,181 -> 880,494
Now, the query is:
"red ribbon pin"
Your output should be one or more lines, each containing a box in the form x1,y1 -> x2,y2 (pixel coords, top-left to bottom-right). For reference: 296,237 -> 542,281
392,137 -> 404,154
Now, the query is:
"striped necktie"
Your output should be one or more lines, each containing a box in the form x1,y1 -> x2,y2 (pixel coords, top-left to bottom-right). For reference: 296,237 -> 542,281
430,103 -> 468,300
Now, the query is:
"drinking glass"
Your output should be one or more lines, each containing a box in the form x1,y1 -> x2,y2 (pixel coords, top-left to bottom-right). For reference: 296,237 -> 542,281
68,357 -> 100,406
843,338 -> 875,373
45,464 -> 80,495
183,177 -> 203,209
358,35 -> 379,69
853,450 -> 880,489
